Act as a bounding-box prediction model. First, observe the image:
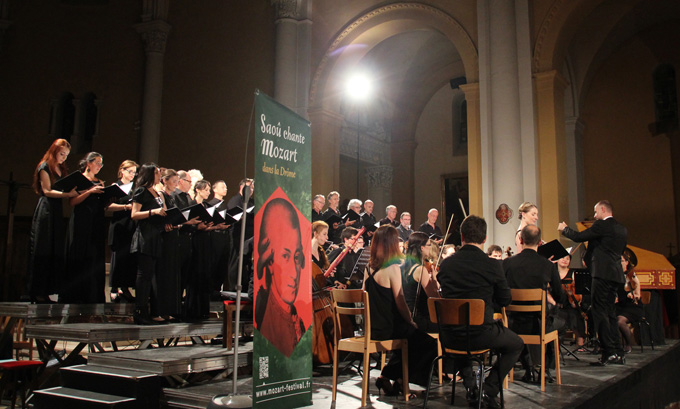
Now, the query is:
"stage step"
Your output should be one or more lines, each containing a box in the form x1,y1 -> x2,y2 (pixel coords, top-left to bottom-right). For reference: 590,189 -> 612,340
31,386 -> 136,409
59,364 -> 160,408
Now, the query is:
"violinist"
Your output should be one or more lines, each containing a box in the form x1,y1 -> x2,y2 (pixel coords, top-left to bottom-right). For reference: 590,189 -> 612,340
616,249 -> 642,354
402,232 -> 440,332
555,253 -> 586,351
327,227 -> 363,289
311,221 -> 330,270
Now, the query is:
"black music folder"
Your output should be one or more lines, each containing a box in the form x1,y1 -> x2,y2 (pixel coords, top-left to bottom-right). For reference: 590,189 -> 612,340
342,209 -> 361,223
207,206 -> 236,225
182,203 -> 212,222
364,221 -> 379,234
101,184 -> 127,202
52,171 -> 94,192
538,239 -> 570,260
164,207 -> 188,226
323,212 -> 342,227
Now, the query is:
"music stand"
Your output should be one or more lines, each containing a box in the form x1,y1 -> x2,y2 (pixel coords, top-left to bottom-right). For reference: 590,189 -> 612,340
571,268 -> 597,354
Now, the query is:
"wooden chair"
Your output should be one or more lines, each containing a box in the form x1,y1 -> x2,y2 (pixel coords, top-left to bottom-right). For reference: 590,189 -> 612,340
1,317 -> 34,361
506,288 -> 561,391
423,298 -> 504,409
330,289 -> 409,407
221,300 -> 252,350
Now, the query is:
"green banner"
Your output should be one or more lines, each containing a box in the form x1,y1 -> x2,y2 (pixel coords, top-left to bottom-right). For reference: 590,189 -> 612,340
253,90 -> 312,408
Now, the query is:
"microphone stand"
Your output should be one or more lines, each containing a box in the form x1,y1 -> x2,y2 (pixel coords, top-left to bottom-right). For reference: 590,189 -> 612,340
208,185 -> 252,409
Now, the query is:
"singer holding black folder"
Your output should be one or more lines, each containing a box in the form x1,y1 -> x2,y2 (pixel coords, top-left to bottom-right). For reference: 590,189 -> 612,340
130,163 -> 168,325
107,160 -> 138,304
157,169 -> 183,321
185,179 -> 214,321
61,152 -> 107,304
26,139 -> 78,303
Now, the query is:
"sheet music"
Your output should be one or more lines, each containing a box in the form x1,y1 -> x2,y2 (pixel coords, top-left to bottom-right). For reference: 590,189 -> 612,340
117,182 -> 133,195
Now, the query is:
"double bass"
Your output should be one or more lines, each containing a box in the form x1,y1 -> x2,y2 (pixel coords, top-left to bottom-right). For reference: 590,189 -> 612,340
311,227 -> 365,364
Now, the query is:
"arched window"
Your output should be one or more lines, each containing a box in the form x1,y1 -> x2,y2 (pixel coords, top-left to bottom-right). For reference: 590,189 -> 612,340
652,64 -> 678,133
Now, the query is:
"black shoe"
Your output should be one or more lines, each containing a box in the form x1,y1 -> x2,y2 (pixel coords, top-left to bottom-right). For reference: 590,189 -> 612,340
375,377 -> 396,396
466,386 -> 480,404
612,354 -> 625,365
133,309 -> 158,325
590,354 -> 617,366
482,391 -> 500,409
520,368 -> 538,384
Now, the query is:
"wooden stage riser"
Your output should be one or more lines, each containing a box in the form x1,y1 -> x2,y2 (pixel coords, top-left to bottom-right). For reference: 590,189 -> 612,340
25,322 -> 224,343
88,345 -> 252,376
0,301 -> 225,319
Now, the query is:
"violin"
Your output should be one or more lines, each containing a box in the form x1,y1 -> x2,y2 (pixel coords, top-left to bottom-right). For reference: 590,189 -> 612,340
505,247 -> 514,258
562,279 -> 588,320
625,269 -> 640,304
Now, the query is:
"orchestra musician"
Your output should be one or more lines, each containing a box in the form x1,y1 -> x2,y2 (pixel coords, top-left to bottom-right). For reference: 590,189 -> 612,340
516,202 -> 538,252
437,215 -> 523,408
62,152 -> 107,304
559,200 -> 628,366
616,249 -> 642,354
504,225 -> 565,384
327,227 -> 364,289
401,231 -> 439,332
311,220 -> 330,270
487,244 -> 503,260
555,252 -> 587,351
365,225 -> 437,395
26,139 -> 78,303
379,204 -> 399,228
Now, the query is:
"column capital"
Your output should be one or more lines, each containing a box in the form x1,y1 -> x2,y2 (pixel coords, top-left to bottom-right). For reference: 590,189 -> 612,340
135,20 -> 171,54
459,82 -> 480,100
365,166 -> 393,189
271,0 -> 300,19
533,70 -> 568,93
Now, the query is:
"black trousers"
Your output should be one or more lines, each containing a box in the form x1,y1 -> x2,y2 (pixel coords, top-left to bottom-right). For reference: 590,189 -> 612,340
591,277 -> 623,357
444,322 -> 524,397
136,253 -> 158,316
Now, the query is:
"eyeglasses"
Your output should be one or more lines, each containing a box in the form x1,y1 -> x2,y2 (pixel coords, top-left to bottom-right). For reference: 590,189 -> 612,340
93,161 -> 104,167
180,179 -> 191,183
123,168 -> 136,175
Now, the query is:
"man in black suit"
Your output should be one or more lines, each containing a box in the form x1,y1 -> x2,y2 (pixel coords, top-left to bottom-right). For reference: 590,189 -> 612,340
438,215 -> 524,408
504,225 -> 565,381
559,199 -> 627,365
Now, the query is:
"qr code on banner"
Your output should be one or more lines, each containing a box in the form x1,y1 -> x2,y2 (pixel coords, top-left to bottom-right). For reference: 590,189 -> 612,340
259,356 -> 269,379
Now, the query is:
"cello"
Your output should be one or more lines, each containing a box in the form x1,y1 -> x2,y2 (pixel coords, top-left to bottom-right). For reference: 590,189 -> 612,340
311,227 -> 365,364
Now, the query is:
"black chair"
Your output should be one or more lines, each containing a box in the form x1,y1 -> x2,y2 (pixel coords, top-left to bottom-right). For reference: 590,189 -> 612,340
423,298 -> 504,409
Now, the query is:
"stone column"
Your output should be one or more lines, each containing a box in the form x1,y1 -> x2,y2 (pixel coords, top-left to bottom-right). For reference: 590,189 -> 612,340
272,0 -> 311,118
565,116 -> 586,223
391,140 -> 417,215
365,165 -> 393,217
478,0 -> 533,246
135,8 -> 171,164
534,70 -> 570,242
460,83 -> 482,216
308,108 -> 343,195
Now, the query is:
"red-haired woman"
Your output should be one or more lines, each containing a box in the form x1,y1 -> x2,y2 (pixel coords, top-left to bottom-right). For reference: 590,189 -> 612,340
363,225 -> 437,396
26,139 -> 79,303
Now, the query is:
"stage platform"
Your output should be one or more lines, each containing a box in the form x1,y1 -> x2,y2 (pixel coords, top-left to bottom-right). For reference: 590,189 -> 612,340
161,339 -> 680,409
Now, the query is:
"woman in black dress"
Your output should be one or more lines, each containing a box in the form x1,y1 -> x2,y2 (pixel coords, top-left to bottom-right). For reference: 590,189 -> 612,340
130,163 -> 167,325
617,250 -> 642,353
108,160 -> 138,303
362,225 -> 437,395
401,231 -> 439,332
61,152 -> 107,304
27,139 -> 78,303
185,179 -> 213,321
156,168 -> 182,320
